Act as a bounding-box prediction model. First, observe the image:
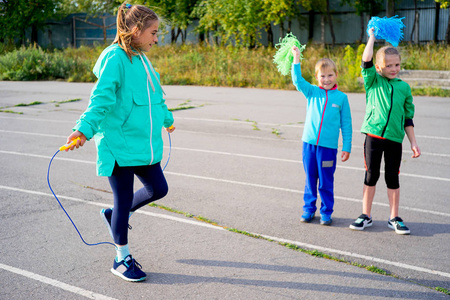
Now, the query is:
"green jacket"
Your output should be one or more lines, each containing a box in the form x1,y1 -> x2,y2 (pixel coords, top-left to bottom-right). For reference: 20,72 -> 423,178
361,60 -> 415,143
74,44 -> 174,176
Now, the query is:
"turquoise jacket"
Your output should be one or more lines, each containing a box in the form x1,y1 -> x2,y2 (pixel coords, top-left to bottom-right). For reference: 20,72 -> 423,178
361,60 -> 415,143
74,44 -> 174,176
291,63 -> 352,152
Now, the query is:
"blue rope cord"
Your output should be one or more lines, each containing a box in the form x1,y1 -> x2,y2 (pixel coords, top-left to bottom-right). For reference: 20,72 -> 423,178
47,132 -> 172,249
162,131 -> 171,171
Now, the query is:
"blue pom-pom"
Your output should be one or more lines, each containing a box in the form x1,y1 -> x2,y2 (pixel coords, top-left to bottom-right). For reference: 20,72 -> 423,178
367,15 -> 405,47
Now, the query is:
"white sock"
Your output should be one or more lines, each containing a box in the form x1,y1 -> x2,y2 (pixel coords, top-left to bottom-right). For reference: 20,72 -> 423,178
116,244 -> 130,262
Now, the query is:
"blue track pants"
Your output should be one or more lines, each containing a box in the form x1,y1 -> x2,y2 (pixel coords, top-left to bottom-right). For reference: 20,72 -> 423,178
302,142 -> 337,217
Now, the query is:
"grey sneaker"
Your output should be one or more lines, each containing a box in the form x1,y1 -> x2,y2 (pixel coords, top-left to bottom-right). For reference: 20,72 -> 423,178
349,214 -> 372,231
388,217 -> 410,235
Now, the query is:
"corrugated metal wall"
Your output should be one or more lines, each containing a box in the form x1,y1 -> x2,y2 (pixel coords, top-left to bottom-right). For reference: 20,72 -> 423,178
33,0 -> 450,48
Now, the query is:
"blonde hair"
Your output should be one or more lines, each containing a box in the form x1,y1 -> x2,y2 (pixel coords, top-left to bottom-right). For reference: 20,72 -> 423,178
315,58 -> 337,76
376,46 -> 401,67
113,3 -> 159,61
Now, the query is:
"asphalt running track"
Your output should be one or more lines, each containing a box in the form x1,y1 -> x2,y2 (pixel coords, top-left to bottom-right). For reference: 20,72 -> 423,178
0,81 -> 449,299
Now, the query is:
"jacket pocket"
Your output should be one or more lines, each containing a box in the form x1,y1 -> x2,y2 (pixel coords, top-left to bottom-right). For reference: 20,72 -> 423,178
365,106 -> 374,121
121,91 -> 150,153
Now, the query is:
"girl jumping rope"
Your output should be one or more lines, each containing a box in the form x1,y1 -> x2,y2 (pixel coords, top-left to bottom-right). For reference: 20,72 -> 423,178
65,3 -> 174,282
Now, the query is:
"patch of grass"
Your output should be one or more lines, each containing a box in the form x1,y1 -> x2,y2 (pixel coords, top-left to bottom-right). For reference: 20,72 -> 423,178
243,119 -> 260,131
52,98 -> 82,104
271,127 -> 281,137
194,215 -> 219,226
411,87 -> 450,97
227,228 -> 268,239
169,100 -> 204,111
365,265 -> 389,275
15,101 -> 43,107
149,203 -> 193,218
0,109 -> 22,114
435,287 -> 450,295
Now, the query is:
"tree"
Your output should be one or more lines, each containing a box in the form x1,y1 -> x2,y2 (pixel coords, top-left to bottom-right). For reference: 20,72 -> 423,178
58,0 -> 120,16
260,0 -> 301,46
410,0 -> 419,43
386,0 -> 395,17
192,0 -> 263,47
0,0 -> 61,45
134,0 -> 198,44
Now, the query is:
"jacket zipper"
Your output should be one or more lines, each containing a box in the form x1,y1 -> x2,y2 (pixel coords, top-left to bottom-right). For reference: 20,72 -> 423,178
381,81 -> 394,137
316,89 -> 329,145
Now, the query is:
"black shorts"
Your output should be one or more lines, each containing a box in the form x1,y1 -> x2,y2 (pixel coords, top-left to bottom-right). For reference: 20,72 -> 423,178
363,135 -> 402,189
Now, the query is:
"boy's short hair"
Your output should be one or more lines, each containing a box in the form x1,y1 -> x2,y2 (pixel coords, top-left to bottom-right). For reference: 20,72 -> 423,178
315,58 -> 337,75
376,46 -> 401,67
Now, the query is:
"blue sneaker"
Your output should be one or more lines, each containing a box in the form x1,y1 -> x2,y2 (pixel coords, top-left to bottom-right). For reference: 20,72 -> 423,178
300,212 -> 315,223
101,208 -> 132,239
111,255 -> 147,282
320,215 -> 332,226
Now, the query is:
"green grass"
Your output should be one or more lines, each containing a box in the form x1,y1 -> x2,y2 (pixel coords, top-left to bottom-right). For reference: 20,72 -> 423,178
411,87 -> 450,97
14,101 -> 43,107
168,99 -> 204,111
434,287 -> 450,295
0,109 -> 22,114
0,43 -> 449,97
0,98 -> 82,114
52,98 -> 82,104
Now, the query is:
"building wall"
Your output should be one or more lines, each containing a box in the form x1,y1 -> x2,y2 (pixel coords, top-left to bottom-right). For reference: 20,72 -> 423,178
32,0 -> 449,48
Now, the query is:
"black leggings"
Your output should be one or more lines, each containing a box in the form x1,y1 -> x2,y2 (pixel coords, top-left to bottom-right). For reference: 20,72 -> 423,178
108,162 -> 168,245
364,135 -> 402,189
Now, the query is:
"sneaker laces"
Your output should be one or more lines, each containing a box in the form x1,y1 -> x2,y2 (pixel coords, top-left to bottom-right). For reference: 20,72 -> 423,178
132,259 -> 143,270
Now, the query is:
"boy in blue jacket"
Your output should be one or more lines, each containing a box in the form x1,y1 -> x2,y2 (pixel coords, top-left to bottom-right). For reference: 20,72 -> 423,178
291,46 -> 352,225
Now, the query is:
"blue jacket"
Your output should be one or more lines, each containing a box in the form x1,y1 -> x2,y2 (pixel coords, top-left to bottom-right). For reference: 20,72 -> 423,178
74,44 -> 174,176
291,63 -> 352,152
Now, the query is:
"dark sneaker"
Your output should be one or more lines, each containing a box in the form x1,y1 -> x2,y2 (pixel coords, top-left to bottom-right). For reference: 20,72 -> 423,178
349,214 -> 372,231
100,208 -> 114,239
100,208 -> 132,239
388,217 -> 410,235
300,212 -> 315,223
111,255 -> 146,282
320,215 -> 332,226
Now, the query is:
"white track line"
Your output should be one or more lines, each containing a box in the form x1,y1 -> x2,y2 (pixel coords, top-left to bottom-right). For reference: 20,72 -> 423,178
0,150 -> 449,217
1,185 -> 449,280
1,127 -> 449,159
2,115 -> 450,142
0,263 -> 117,300
0,129 -> 449,181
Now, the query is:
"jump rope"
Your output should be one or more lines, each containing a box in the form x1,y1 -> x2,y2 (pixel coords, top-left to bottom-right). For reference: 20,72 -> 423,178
47,131 -> 172,249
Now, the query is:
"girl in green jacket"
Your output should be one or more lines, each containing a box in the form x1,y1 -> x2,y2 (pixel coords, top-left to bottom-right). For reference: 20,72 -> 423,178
349,28 -> 420,235
65,3 -> 174,282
